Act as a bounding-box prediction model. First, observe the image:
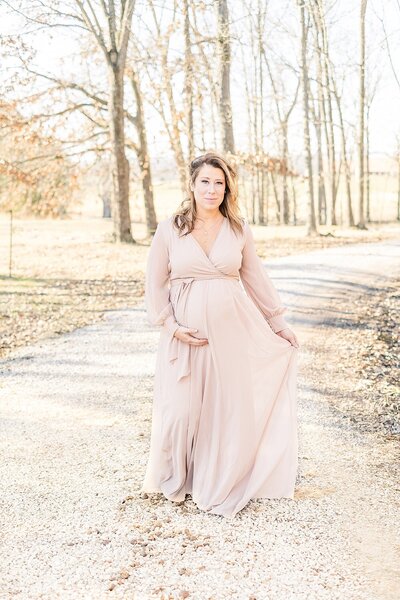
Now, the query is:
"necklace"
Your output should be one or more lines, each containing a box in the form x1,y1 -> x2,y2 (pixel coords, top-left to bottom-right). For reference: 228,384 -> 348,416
193,215 -> 224,238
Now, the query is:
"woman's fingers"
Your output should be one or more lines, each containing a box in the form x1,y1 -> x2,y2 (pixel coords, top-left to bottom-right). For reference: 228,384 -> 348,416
188,337 -> 208,346
182,334 -> 208,345
177,327 -> 198,336
184,331 -> 208,345
276,328 -> 300,349
174,327 -> 208,345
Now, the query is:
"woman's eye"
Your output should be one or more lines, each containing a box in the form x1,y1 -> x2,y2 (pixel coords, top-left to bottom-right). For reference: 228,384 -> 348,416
200,179 -> 224,186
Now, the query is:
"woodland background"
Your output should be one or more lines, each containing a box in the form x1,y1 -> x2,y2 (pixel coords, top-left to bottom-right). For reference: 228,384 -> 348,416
0,0 -> 399,241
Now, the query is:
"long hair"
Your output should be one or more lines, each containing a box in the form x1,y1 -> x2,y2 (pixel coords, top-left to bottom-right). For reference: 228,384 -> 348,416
173,152 -> 243,236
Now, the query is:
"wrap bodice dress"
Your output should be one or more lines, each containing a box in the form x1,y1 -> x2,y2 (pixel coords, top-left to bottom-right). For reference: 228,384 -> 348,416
141,215 -> 298,518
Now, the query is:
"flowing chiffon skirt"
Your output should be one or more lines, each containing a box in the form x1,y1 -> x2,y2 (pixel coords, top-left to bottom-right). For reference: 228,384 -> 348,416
141,217 -> 298,517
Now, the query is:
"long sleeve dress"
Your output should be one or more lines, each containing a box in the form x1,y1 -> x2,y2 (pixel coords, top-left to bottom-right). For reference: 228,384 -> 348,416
141,215 -> 298,518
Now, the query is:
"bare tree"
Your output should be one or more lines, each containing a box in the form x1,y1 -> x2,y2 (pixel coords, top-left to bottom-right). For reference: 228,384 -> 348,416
299,0 -> 317,235
331,78 -> 355,227
5,1 -> 137,240
139,0 -> 188,194
15,49 -> 157,235
264,48 -> 299,225
217,0 -> 235,153
311,0 -> 338,226
73,0 -> 136,242
256,0 -> 266,224
238,39 -> 256,223
312,7 -> 355,228
184,0 -> 194,158
126,67 -> 157,234
190,9 -> 220,151
357,0 -> 368,229
364,74 -> 379,223
309,41 -> 327,226
397,139 -> 400,222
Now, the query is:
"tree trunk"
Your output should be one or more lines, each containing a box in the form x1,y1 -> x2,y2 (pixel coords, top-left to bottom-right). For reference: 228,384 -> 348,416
270,171 -> 280,221
160,45 -> 188,194
263,166 -> 269,225
316,118 -> 326,225
326,77 -> 337,225
282,123 -> 290,225
358,0 -> 368,229
300,1 -> 317,235
108,63 -> 133,243
253,61 -> 261,223
366,116 -> 371,222
397,151 -> 400,221
291,175 -> 297,225
74,0 -> 136,243
334,86 -> 355,226
257,168 -> 264,224
128,68 -> 157,234
217,0 -> 235,154
257,0 -> 266,224
262,49 -> 298,226
147,1 -> 187,194
312,48 -> 327,225
321,37 -> 337,226
240,40 -> 254,221
184,0 -> 194,158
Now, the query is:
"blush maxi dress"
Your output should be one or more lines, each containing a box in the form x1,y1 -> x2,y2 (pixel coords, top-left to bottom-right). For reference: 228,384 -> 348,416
141,215 -> 298,518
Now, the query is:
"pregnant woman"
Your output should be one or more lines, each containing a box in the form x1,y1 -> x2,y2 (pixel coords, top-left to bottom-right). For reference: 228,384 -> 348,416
141,151 -> 300,518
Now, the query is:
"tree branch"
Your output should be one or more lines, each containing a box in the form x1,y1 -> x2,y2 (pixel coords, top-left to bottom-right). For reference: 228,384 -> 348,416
74,0 -> 109,61
108,0 -> 117,50
117,0 -> 135,65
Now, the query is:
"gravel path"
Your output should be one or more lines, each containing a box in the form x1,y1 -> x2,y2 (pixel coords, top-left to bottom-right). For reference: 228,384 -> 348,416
1,240 -> 399,600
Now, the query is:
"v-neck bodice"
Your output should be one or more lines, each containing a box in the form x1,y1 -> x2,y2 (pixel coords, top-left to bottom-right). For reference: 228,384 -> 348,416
189,216 -> 226,260
167,215 -> 243,281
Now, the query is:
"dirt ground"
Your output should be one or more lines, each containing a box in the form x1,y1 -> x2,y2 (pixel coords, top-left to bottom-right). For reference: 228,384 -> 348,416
302,279 -> 399,438
1,236 -> 399,599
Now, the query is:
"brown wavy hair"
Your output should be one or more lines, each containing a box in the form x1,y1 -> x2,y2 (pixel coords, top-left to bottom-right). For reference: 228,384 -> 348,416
173,151 -> 243,236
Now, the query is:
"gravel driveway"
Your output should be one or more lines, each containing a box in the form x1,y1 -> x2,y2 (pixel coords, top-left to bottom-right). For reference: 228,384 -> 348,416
1,240 -> 399,600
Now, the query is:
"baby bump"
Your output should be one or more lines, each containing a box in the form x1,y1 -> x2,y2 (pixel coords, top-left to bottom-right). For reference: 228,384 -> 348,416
170,279 -> 239,338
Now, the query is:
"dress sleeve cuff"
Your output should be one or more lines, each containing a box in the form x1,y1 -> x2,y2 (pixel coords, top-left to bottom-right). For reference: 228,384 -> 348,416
164,314 -> 180,337
267,314 -> 289,333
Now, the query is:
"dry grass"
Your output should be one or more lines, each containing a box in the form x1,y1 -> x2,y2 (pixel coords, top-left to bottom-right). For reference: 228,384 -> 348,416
1,214 -> 399,360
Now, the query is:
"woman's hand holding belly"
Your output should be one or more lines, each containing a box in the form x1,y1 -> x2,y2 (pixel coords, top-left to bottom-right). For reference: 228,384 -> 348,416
173,326 -> 209,346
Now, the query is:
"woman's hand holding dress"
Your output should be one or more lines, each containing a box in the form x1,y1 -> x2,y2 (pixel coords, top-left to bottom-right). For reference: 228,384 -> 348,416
275,328 -> 300,348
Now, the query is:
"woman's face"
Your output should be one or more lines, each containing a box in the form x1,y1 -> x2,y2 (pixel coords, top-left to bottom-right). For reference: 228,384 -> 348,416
191,164 -> 226,214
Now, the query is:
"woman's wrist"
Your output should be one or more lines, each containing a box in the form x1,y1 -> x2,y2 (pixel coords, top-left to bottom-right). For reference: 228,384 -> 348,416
164,315 -> 180,337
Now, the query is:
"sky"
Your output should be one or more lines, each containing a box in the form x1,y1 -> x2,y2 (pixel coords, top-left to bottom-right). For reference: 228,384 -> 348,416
1,0 -> 400,168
